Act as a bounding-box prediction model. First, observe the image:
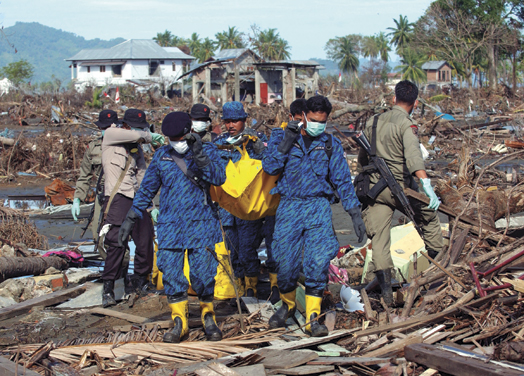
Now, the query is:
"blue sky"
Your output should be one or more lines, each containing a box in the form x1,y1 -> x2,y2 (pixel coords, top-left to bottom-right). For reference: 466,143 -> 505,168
1,0 -> 434,60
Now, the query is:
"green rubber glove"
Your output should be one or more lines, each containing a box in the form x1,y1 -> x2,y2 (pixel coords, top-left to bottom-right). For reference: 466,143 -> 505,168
151,208 -> 159,223
151,133 -> 165,147
420,178 -> 440,210
71,198 -> 81,221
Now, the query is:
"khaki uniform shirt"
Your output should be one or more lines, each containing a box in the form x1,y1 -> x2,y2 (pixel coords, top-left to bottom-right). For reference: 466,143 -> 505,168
357,105 -> 425,187
74,137 -> 102,202
102,126 -> 152,199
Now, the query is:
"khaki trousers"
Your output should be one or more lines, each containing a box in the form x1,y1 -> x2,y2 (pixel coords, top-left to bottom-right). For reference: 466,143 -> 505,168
362,184 -> 444,276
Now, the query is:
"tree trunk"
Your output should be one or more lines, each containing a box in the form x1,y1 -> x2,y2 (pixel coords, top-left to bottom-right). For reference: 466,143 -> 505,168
0,256 -> 68,283
487,43 -> 497,89
512,53 -> 517,93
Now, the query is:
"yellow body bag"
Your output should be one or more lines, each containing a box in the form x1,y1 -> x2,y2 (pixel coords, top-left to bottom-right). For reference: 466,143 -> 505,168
210,144 -> 280,220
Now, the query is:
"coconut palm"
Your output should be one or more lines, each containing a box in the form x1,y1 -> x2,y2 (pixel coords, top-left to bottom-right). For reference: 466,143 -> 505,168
396,48 -> 427,84
215,26 -> 245,50
194,38 -> 217,63
252,28 -> 291,61
188,33 -> 202,56
361,36 -> 379,61
330,36 -> 360,77
375,32 -> 391,63
387,15 -> 414,53
169,36 -> 189,48
153,30 -> 173,47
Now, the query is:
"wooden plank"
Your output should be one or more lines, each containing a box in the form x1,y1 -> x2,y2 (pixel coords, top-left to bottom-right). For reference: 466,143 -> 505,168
195,368 -> 222,376
405,343 -> 523,376
207,362 -> 242,376
113,315 -> 241,332
360,289 -> 377,320
258,349 -> 318,369
234,365 -> 266,376
324,311 -> 336,332
276,365 -> 335,375
404,188 -> 498,232
449,229 -> 469,264
365,334 -> 423,358
0,284 -> 87,321
0,356 -> 42,376
265,329 -> 359,350
241,297 -> 274,322
90,307 -> 149,324
307,357 -> 390,366
317,344 -> 347,353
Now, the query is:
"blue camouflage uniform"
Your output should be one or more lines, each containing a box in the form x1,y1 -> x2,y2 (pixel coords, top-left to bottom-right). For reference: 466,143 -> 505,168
262,129 -> 360,293
214,132 -> 269,278
129,143 -> 226,298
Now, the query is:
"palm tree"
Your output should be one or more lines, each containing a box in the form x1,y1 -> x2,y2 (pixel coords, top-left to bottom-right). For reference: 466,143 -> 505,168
331,36 -> 360,78
215,26 -> 245,50
194,38 -> 217,63
153,30 -> 173,47
361,36 -> 379,61
396,48 -> 427,84
188,33 -> 202,56
169,35 -> 189,48
252,28 -> 290,60
375,32 -> 391,63
387,15 -> 414,53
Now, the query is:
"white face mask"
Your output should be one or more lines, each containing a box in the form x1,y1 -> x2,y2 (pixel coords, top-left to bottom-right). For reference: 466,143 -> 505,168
226,134 -> 242,144
170,140 -> 189,154
192,120 -> 210,133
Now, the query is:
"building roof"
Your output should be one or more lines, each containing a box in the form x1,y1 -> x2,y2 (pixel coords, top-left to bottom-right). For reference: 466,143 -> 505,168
66,39 -> 195,61
162,47 -> 195,60
213,48 -> 250,60
255,60 -> 323,69
421,61 -> 448,70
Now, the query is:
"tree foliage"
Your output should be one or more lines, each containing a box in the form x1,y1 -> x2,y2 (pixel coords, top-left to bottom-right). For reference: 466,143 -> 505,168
216,27 -> 245,50
324,36 -> 360,76
250,26 -> 291,60
396,48 -> 427,84
387,15 -> 414,53
0,59 -> 34,86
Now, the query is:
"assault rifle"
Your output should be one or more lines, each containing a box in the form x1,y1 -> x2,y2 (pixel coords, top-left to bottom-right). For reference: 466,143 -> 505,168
80,203 -> 95,238
352,131 -> 425,240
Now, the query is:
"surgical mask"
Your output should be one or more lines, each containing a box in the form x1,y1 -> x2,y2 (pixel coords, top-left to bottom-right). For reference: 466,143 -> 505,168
226,134 -> 242,144
170,140 -> 189,154
305,115 -> 326,137
192,120 -> 210,133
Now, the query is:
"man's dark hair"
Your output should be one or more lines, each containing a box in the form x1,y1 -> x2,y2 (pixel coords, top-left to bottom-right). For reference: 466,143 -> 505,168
289,98 -> 307,116
306,95 -> 332,116
395,80 -> 418,105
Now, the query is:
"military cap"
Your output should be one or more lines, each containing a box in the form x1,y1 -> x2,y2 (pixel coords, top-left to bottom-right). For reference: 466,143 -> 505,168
190,103 -> 211,119
222,101 -> 247,120
162,112 -> 192,137
122,109 -> 149,129
95,109 -> 120,129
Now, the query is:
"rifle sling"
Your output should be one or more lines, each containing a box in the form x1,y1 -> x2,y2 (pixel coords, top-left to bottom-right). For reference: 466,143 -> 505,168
169,149 -> 208,206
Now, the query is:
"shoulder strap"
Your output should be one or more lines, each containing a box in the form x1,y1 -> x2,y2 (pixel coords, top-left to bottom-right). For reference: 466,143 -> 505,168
371,115 -> 379,157
168,149 -> 209,205
324,134 -> 333,159
102,154 -> 132,220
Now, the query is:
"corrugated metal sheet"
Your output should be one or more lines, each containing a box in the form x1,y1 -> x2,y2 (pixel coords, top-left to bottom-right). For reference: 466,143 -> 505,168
421,61 -> 448,70
213,48 -> 250,60
162,47 -> 195,60
66,40 -> 195,61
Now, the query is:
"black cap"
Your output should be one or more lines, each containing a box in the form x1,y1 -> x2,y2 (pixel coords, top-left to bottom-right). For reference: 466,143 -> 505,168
162,112 -> 192,137
122,109 -> 149,129
95,110 -> 119,129
190,103 -> 211,120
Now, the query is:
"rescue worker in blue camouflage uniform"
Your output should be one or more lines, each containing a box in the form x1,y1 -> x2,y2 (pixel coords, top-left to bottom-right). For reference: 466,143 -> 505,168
263,95 -> 366,337
190,103 -> 218,143
214,101 -> 267,299
118,112 -> 226,343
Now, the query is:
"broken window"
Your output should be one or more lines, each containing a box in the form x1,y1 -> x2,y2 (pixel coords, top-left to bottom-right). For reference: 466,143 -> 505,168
149,61 -> 159,76
172,62 -> 176,71
112,65 -> 122,76
100,66 -> 106,73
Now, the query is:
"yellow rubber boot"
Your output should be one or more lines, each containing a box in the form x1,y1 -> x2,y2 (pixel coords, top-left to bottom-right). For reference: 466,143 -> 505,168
235,277 -> 245,296
163,299 -> 189,343
305,295 -> 328,337
268,289 -> 296,329
269,273 -> 280,304
245,276 -> 258,297
200,301 -> 222,341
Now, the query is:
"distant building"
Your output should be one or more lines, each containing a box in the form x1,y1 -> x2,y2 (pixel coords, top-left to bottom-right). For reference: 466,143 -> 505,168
180,48 -> 323,107
66,39 -> 195,91
421,61 -> 452,88
386,72 -> 402,89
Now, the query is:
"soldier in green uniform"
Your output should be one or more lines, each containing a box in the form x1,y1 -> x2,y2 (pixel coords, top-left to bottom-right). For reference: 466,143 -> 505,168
357,80 -> 443,305
72,110 -> 119,258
